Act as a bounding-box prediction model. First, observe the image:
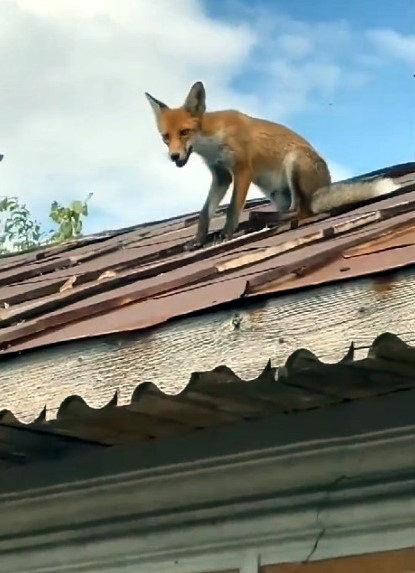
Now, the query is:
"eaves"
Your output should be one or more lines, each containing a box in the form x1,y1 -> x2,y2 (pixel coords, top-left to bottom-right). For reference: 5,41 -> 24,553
0,389 -> 414,573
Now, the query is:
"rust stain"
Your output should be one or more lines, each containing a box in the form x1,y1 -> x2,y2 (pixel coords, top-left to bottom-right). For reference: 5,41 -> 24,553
371,274 -> 397,298
245,303 -> 270,328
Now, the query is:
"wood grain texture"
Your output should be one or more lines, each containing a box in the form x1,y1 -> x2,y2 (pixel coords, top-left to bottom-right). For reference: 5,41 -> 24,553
2,267 -> 415,424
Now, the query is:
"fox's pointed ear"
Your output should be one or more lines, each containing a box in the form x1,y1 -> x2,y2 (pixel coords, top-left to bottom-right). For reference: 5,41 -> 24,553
144,92 -> 169,121
183,81 -> 206,117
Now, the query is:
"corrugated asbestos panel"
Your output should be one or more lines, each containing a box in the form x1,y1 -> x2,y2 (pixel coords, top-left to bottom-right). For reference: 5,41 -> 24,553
0,332 -> 414,469
0,163 -> 415,355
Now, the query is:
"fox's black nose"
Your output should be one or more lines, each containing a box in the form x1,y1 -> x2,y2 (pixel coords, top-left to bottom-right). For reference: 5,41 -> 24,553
170,153 -> 180,162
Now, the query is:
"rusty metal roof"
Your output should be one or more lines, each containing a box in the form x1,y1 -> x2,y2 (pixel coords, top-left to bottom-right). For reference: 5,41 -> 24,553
1,161 -> 415,356
0,331 -> 414,468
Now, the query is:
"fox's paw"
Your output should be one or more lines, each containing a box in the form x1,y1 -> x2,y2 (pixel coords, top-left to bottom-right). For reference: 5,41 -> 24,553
184,238 -> 205,252
212,234 -> 227,245
217,229 -> 234,243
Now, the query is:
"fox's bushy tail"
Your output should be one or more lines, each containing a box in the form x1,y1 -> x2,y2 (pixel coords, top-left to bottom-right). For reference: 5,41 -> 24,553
310,177 -> 399,214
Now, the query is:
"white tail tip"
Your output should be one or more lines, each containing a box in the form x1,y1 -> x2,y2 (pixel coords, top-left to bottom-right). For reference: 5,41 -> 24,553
372,178 -> 400,197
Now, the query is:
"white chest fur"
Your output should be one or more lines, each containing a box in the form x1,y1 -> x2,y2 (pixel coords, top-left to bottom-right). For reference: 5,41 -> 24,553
192,132 -> 234,169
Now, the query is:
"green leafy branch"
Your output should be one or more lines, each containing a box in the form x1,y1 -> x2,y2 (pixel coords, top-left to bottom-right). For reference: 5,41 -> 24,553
0,197 -> 42,253
49,192 -> 93,243
0,193 -> 93,254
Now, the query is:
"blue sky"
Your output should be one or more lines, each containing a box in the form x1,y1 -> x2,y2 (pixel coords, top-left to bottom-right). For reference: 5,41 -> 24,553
0,0 -> 414,236
208,0 -> 415,32
205,0 -> 415,174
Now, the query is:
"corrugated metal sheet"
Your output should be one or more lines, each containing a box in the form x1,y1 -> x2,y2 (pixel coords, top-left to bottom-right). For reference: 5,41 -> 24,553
0,331 -> 414,468
0,162 -> 415,355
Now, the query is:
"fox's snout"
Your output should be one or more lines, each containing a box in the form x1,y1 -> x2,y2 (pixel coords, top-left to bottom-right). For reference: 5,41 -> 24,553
168,144 -> 193,168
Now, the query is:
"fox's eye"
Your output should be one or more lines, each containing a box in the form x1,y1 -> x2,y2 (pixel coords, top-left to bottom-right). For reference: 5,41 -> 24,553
180,129 -> 190,137
162,133 -> 170,143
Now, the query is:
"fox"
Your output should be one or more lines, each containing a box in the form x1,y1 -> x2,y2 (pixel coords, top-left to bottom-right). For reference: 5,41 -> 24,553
145,81 -> 399,248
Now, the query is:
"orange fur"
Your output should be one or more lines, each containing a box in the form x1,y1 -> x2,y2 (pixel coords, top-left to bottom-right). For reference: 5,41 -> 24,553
145,81 -> 399,247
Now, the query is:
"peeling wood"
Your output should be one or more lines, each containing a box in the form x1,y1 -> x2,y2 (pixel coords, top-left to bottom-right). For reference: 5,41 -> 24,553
59,276 -> 77,292
245,213 -> 415,294
217,210 -> 386,273
3,206 -> 415,351
344,221 -> 415,258
216,229 -> 326,272
0,266 -> 219,347
0,223 -> 286,334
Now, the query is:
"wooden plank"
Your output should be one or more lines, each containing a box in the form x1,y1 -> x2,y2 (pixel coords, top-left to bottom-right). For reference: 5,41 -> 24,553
217,211 -> 383,273
2,266 -> 415,423
2,189 -> 415,354
245,211 -> 415,294
216,229 -> 326,272
0,256 -> 79,287
344,222 -> 415,258
262,546 -> 415,572
0,266 -> 219,348
0,219 -> 286,332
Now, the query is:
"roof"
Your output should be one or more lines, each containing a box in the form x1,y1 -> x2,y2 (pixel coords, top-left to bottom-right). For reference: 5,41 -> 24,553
0,331 -> 414,469
1,161 -> 415,357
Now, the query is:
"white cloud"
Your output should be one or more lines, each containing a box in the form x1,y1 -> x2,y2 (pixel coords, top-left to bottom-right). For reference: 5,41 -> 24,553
0,1 -> 371,234
279,34 -> 313,60
368,29 -> 415,64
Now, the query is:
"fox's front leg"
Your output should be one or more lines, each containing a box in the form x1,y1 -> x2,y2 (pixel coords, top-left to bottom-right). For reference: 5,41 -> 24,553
222,165 -> 252,240
193,165 -> 232,247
